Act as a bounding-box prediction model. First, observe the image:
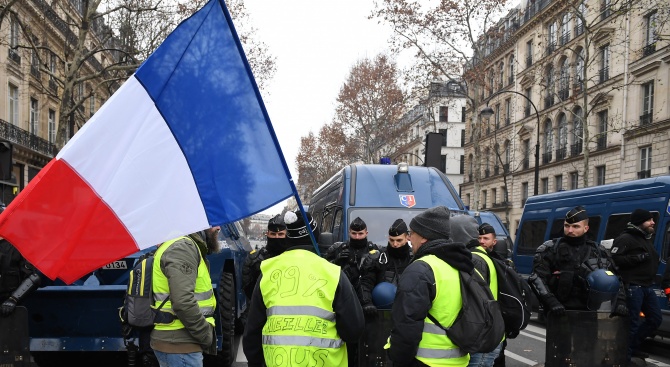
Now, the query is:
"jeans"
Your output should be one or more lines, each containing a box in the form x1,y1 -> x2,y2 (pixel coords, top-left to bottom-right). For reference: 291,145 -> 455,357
627,285 -> 663,360
154,350 -> 203,367
468,342 -> 503,367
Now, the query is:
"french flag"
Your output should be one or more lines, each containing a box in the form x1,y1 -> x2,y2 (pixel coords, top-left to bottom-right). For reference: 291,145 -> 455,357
0,0 -> 294,284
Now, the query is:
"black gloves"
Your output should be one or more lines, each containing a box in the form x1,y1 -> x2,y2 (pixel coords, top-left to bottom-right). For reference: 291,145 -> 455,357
363,303 -> 377,317
610,303 -> 629,318
0,297 -> 17,316
635,253 -> 649,262
337,248 -> 351,263
545,297 -> 565,316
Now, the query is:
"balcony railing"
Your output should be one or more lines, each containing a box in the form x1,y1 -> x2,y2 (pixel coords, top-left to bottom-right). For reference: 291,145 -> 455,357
523,158 -> 530,170
573,80 -> 583,94
571,141 -> 583,156
0,118 -> 57,158
640,112 -> 653,125
560,32 -> 571,46
558,88 -> 569,100
30,65 -> 41,79
494,165 -> 500,175
468,173 -> 473,182
546,42 -> 556,55
8,49 -> 21,64
508,76 -> 514,86
575,23 -> 584,37
485,169 -> 490,178
492,201 -> 509,208
637,169 -> 651,179
556,147 -> 567,161
505,118 -> 511,126
524,105 -> 531,118
526,55 -> 533,68
643,43 -> 657,57
503,163 -> 510,173
600,5 -> 611,21
542,152 -> 552,164
596,136 -> 607,150
599,67 -> 609,84
48,78 -> 58,93
544,95 -> 555,109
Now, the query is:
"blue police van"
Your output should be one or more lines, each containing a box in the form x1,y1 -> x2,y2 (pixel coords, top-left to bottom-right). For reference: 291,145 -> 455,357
310,162 -> 511,254
512,175 -> 670,336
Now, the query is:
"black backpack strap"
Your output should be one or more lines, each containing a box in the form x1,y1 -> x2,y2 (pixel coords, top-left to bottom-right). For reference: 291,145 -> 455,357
426,312 -> 448,332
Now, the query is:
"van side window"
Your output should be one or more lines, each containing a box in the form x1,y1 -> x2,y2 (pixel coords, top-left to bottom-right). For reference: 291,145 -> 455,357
518,220 -> 547,255
332,209 -> 343,242
604,214 -> 631,240
663,221 -> 670,261
322,206 -> 335,234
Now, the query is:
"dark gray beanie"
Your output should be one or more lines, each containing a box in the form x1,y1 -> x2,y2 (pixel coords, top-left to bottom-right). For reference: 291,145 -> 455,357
449,215 -> 479,244
410,206 -> 451,240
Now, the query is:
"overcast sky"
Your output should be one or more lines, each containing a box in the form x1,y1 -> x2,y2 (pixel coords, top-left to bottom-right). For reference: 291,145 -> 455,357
242,0 -> 395,213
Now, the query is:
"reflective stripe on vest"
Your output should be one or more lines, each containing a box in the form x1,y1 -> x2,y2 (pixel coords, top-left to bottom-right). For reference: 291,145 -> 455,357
415,255 -> 469,367
152,236 -> 216,330
473,246 -> 499,298
260,249 -> 346,367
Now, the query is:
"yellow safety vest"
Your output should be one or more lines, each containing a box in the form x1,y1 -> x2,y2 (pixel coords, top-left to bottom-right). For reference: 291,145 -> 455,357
415,255 -> 469,367
152,236 -> 216,330
260,249 -> 346,367
472,246 -> 499,298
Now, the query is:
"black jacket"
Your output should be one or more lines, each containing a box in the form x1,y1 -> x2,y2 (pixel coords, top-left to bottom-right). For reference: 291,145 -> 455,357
242,245 -> 365,367
376,243 -> 413,285
530,236 -> 626,311
388,240 -> 473,367
325,240 -> 380,306
611,225 -> 659,287
0,239 -> 38,299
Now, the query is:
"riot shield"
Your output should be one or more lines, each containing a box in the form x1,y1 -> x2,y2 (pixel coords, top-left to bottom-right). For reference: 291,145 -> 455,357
545,310 -> 629,367
0,306 -> 36,367
358,310 -> 393,367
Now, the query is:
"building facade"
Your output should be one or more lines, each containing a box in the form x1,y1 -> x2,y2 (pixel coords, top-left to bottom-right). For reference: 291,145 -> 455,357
0,0 -> 122,205
461,0 -> 669,238
385,81 -> 468,188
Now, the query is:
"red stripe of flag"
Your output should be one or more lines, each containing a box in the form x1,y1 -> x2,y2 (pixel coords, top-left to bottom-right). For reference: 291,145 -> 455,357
0,159 -> 138,283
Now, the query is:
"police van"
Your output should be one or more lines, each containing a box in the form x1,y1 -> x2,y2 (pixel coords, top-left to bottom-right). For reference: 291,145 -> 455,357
309,162 -> 511,254
512,175 -> 670,336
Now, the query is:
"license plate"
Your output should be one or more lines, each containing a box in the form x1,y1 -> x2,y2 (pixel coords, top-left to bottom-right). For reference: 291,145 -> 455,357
103,261 -> 127,270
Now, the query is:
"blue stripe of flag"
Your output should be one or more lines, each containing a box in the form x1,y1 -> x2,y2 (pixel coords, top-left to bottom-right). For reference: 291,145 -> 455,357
134,0 -> 293,224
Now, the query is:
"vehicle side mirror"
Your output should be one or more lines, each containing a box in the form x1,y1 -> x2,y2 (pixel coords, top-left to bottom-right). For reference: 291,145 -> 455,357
319,232 -> 334,247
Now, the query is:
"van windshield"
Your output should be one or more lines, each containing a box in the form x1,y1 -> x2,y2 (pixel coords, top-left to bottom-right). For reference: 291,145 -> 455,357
349,208 -> 468,247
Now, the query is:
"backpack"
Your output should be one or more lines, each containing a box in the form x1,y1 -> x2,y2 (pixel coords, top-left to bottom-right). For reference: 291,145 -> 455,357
428,269 -> 505,354
489,256 -> 532,338
119,252 -> 169,329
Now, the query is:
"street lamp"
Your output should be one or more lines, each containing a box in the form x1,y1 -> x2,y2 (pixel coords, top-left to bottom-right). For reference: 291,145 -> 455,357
480,90 -> 541,196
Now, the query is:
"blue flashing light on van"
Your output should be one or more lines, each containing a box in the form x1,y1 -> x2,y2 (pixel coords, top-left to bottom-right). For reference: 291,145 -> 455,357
512,175 -> 670,336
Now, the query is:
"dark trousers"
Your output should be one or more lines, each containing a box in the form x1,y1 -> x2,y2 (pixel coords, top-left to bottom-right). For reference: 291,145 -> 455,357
627,285 -> 663,359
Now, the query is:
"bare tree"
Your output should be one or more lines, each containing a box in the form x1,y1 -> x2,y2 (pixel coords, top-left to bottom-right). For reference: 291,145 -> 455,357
372,0 -> 511,210
334,54 -> 406,164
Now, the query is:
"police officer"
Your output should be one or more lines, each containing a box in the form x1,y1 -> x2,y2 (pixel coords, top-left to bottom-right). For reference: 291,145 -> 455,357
529,206 -> 628,365
0,237 -> 40,317
611,209 -> 662,362
241,214 -> 287,300
529,206 -> 628,315
376,218 -> 413,286
242,210 -> 364,367
451,216 -> 503,367
388,206 -> 473,367
325,217 -> 381,316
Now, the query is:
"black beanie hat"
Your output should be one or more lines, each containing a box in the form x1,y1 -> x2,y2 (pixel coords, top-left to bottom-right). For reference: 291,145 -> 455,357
388,219 -> 408,236
350,217 -> 367,231
565,206 -> 588,224
410,206 -> 451,241
630,209 -> 653,226
267,214 -> 287,232
449,215 -> 479,244
478,223 -> 496,236
284,210 -> 318,246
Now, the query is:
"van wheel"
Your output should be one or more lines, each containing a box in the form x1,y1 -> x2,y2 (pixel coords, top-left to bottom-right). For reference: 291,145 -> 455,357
217,271 -> 237,367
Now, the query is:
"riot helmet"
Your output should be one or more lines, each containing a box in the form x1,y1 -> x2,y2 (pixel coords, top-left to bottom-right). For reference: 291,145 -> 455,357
372,282 -> 397,309
586,269 -> 620,311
